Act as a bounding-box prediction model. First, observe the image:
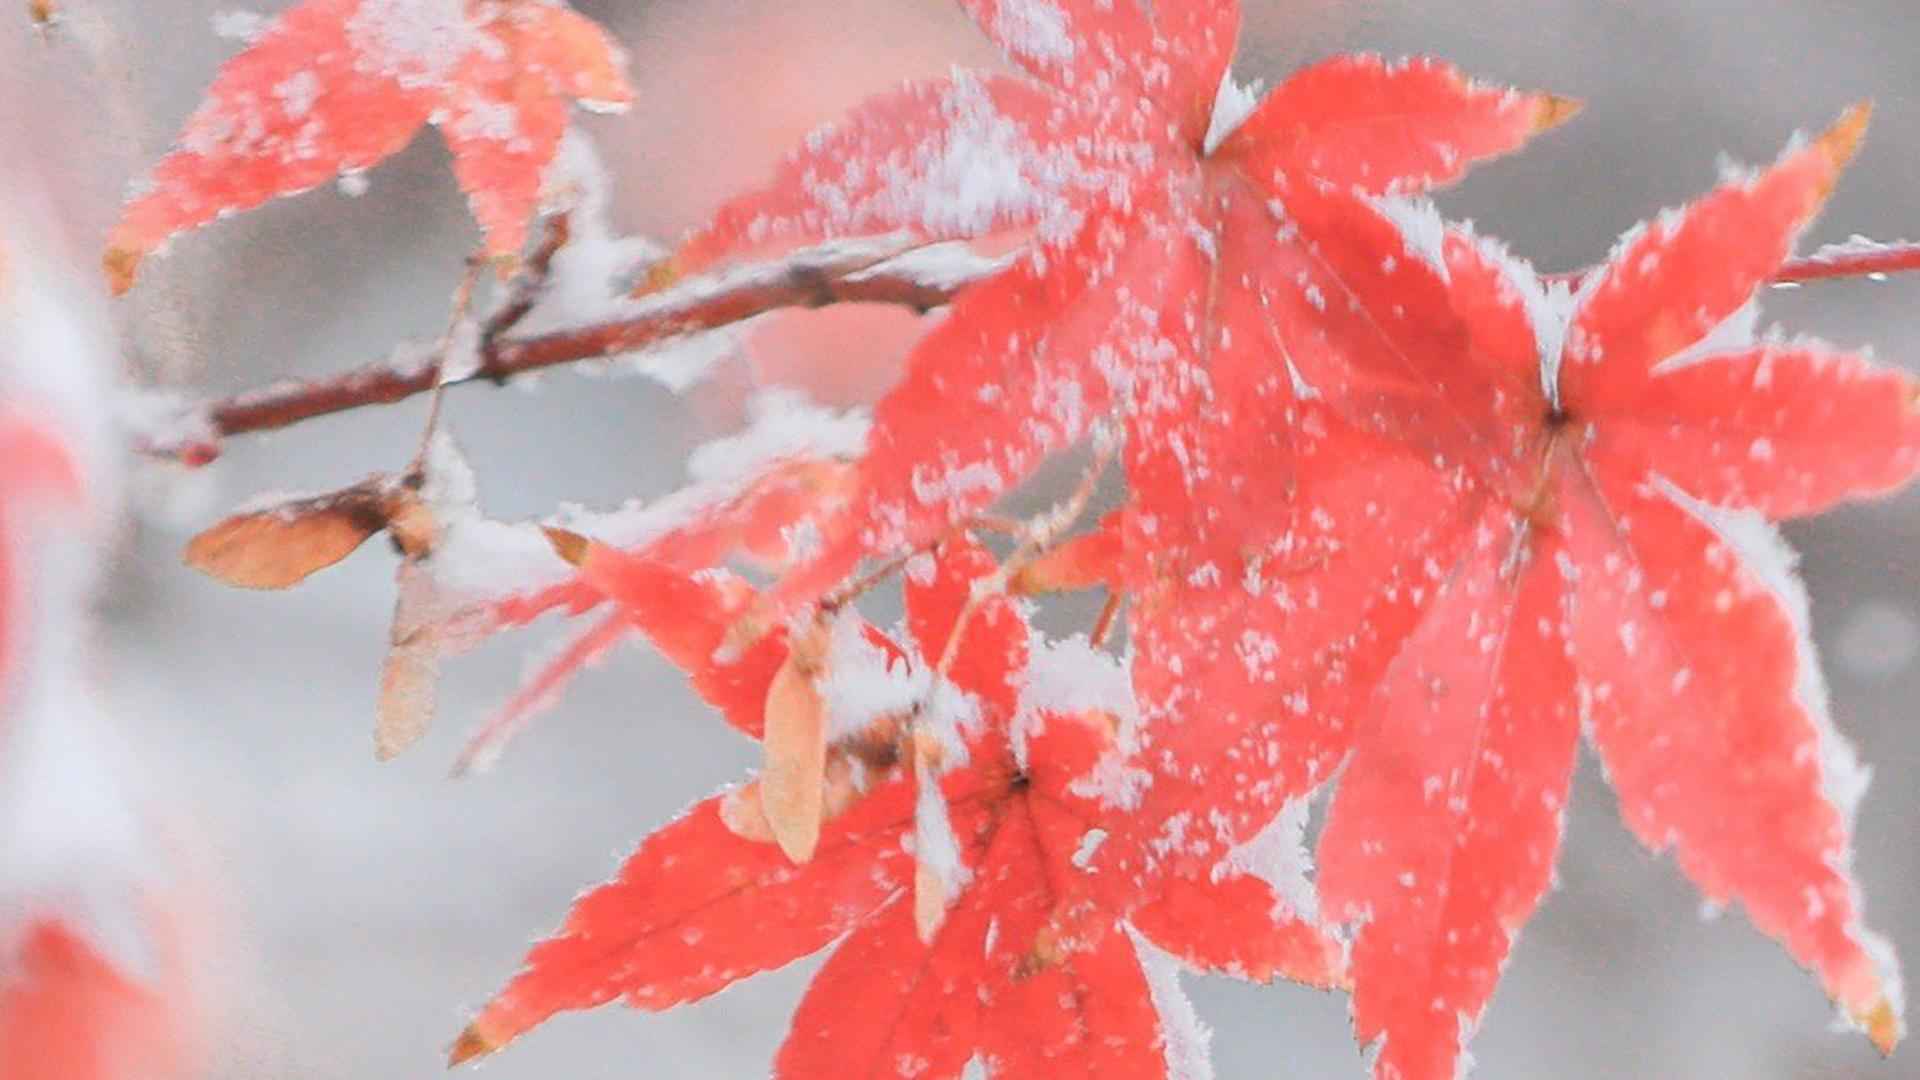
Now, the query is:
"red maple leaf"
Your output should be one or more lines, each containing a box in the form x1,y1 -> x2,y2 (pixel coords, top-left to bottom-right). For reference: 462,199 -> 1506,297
105,0 -> 632,293
0,406 -> 85,682
0,919 -> 192,1080
451,535 -> 1340,1076
1299,106 -> 1917,1078
665,1 -> 1573,625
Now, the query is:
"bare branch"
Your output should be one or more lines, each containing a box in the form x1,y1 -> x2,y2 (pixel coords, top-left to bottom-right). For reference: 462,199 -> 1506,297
143,230 -> 1920,465
1773,238 -> 1920,285
146,238 -> 1008,463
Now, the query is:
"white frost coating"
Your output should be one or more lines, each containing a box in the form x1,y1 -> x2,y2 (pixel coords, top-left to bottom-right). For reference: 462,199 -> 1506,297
344,0 -> 483,89
1128,930 -> 1217,1080
1221,798 -> 1320,924
459,390 -> 865,606
1457,227 -> 1578,406
686,387 -> 869,488
914,758 -> 972,902
1015,634 -> 1152,808
415,430 -> 570,602
1370,196 -> 1451,283
1203,72 -> 1264,156
818,610 -> 926,740
1805,233 -> 1916,260
845,71 -> 1054,240
114,385 -> 217,456
438,317 -> 483,384
512,132 -> 669,339
1653,300 -> 1761,373
1655,480 -> 1868,826
845,241 -> 1011,295
989,0 -> 1075,65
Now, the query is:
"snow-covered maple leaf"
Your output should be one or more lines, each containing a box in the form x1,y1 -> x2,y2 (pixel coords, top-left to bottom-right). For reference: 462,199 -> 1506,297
452,536 -> 1339,1077
105,0 -> 632,293
1304,106 -> 1916,1079
666,0 -> 1572,623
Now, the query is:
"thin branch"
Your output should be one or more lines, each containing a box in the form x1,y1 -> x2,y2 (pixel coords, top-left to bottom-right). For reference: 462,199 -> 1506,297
145,230 -> 1920,464
149,238 -> 1008,462
1773,238 -> 1920,285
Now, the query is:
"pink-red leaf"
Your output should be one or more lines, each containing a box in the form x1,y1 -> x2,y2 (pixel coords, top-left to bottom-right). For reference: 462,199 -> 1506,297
457,782 -> 919,1061
1563,471 -> 1901,1051
108,0 -> 633,292
1319,513 -> 1579,1080
674,73 -> 1094,274
1562,106 -> 1867,405
1223,55 -> 1578,195
1584,345 -> 1920,519
958,0 -> 1238,147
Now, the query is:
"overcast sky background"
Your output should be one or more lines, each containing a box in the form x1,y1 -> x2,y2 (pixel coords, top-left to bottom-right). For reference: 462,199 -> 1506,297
7,2 -> 1920,1077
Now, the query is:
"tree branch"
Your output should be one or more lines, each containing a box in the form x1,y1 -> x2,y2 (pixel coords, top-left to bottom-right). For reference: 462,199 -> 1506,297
141,233 -> 1920,464
1773,238 -> 1920,285
145,238 -> 1008,463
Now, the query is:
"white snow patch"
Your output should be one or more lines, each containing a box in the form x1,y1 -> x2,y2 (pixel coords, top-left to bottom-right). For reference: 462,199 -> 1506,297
914,759 -> 972,902
1370,196 -> 1451,283
1656,480 -> 1880,856
686,388 -> 869,488
1128,930 -> 1217,1080
818,610 -> 925,740
1203,72 -> 1264,156
988,0 -> 1076,66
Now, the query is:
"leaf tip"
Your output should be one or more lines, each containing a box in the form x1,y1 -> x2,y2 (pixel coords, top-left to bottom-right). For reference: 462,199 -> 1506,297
1818,102 -> 1873,176
1532,94 -> 1584,133
447,1024 -> 498,1067
1862,994 -> 1902,1057
541,526 -> 591,567
103,245 -> 141,296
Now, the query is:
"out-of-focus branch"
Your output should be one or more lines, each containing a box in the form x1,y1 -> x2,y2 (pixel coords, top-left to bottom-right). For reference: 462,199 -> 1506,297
141,238 -> 1009,463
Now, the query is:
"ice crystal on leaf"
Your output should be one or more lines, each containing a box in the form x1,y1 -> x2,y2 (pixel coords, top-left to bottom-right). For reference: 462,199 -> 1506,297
105,0 -> 634,292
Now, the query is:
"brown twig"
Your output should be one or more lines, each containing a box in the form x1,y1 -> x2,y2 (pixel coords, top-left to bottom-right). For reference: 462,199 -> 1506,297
149,238 -> 1007,463
148,230 -> 1920,465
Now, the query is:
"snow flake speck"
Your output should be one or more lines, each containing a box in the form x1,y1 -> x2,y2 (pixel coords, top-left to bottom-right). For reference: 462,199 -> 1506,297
989,0 -> 1076,66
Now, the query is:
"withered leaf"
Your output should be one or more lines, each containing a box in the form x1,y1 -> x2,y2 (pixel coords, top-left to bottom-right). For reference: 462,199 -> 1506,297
184,485 -> 390,590
758,619 -> 830,864
376,560 -> 442,761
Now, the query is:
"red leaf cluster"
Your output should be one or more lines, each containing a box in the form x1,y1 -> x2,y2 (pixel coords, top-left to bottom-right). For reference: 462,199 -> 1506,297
106,1 -> 1920,1077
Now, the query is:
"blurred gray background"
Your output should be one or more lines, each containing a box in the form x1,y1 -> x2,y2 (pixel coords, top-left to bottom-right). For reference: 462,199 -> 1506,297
8,1 -> 1920,1077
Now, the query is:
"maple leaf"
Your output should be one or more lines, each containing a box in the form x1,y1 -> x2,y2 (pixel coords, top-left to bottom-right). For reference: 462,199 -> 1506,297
105,0 -> 632,293
0,920 -> 191,1080
452,536 -> 1339,1076
668,0 -> 1571,612
0,407 -> 85,682
1300,106 -> 1918,1079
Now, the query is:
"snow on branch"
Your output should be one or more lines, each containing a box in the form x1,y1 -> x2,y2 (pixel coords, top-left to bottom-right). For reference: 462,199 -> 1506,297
138,238 -> 1010,462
